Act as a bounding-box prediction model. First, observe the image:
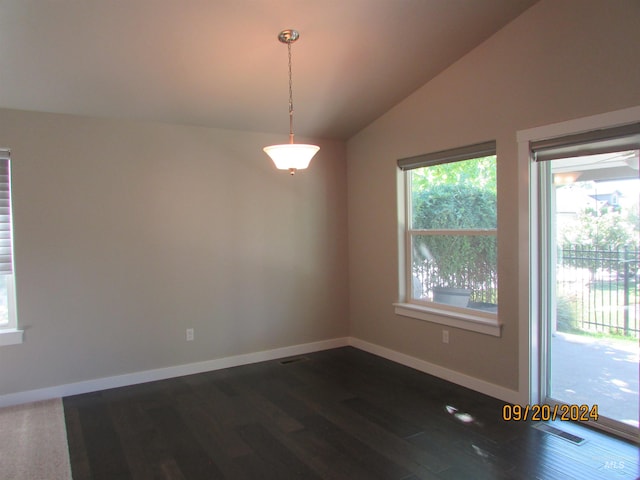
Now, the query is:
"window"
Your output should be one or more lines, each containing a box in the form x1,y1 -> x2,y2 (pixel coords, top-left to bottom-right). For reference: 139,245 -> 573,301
0,149 -> 20,346
395,141 -> 500,336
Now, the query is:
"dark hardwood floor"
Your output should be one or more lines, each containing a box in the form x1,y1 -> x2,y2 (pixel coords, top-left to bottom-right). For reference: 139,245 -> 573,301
63,347 -> 639,479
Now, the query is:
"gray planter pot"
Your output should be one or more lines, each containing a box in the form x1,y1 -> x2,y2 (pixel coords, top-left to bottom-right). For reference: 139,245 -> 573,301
432,287 -> 471,307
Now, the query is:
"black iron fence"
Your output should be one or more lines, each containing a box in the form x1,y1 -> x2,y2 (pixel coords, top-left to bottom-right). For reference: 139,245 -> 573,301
557,245 -> 639,337
412,262 -> 498,305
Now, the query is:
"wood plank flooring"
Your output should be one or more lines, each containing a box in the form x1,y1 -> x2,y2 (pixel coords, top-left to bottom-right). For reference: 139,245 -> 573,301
63,347 -> 639,479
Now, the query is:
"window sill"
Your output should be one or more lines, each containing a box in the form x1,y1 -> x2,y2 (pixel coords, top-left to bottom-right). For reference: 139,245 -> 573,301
393,302 -> 502,337
0,328 -> 24,346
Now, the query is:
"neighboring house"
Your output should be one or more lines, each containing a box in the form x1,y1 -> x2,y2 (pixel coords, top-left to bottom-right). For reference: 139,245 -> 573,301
588,189 -> 622,209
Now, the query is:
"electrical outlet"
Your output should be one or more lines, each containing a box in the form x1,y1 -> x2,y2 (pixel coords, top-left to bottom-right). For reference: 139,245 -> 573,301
442,330 -> 449,344
186,328 -> 194,341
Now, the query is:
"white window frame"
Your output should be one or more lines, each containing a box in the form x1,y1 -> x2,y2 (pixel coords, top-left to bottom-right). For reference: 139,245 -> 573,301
0,149 -> 21,346
394,141 -> 501,337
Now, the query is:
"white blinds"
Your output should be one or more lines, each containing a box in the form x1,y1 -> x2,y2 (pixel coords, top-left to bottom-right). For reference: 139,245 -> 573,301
0,150 -> 12,275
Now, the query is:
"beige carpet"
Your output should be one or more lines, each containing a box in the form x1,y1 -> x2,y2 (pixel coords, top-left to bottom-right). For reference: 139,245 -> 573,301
0,398 -> 72,480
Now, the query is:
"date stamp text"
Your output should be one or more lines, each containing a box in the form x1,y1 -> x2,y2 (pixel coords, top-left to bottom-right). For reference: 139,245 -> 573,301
502,403 -> 599,422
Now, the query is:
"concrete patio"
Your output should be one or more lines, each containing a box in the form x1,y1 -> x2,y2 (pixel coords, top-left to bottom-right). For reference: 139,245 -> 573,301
551,331 -> 639,427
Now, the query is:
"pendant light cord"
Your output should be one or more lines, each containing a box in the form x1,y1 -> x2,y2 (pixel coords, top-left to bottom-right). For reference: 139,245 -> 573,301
287,39 -> 294,144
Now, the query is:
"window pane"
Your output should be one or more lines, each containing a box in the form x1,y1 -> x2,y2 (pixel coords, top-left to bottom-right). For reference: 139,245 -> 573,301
0,274 -> 9,325
410,156 -> 496,230
411,234 -> 497,311
408,154 -> 498,313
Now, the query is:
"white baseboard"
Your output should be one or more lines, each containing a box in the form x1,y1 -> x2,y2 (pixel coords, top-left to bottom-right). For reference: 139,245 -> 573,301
0,337 -> 349,408
1,335 -> 521,408
348,337 -> 521,404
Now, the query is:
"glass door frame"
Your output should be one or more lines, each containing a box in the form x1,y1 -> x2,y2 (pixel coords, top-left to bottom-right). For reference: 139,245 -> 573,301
519,106 -> 640,444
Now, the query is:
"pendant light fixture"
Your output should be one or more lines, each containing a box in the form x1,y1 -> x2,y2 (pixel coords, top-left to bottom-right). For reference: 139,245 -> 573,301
263,29 -> 319,175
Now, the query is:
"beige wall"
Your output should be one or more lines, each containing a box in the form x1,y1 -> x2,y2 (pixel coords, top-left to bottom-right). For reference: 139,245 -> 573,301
347,0 -> 640,390
0,109 -> 348,395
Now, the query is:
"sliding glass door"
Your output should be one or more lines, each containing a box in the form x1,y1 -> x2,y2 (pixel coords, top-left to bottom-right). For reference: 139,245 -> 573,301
534,127 -> 639,441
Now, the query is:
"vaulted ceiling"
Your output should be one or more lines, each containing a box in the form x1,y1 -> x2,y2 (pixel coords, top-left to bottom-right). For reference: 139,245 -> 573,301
0,0 -> 538,140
